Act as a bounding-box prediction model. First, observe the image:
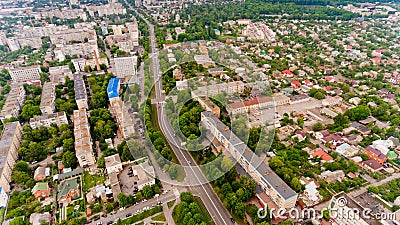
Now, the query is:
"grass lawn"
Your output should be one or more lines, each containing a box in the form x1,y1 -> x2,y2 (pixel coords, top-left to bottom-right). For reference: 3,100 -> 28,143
83,172 -> 106,192
151,213 -> 166,221
167,200 -> 176,209
117,206 -> 163,225
193,196 -> 215,225
150,104 -> 185,182
0,208 -> 5,225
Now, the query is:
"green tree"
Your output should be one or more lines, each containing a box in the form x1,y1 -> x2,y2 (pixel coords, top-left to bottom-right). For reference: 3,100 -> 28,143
312,122 -> 323,131
142,185 -> 154,199
62,151 -> 78,168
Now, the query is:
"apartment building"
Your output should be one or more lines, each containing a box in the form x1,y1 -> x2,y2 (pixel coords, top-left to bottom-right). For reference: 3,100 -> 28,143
54,41 -> 99,62
226,95 -> 290,115
8,65 -> 41,82
192,81 -> 245,98
0,122 -> 23,193
113,56 -> 138,82
49,28 -> 96,45
49,65 -> 73,84
33,9 -> 87,21
71,57 -> 108,72
29,112 -> 68,129
127,22 -> 139,47
40,82 -> 56,114
73,109 -> 95,167
5,25 -> 69,51
109,99 -> 134,139
106,34 -> 133,53
195,96 -> 220,117
74,74 -> 89,110
87,3 -> 127,17
0,83 -> 25,122
201,111 -> 297,209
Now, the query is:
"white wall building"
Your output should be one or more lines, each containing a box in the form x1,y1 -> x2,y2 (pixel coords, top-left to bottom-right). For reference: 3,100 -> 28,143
113,56 -> 137,82
8,65 -> 41,82
40,82 -> 56,114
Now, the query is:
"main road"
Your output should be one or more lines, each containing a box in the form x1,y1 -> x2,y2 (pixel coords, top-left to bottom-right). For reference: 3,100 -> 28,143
124,1 -> 234,224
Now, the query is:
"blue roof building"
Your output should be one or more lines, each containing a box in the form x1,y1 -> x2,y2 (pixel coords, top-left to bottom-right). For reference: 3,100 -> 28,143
107,78 -> 120,99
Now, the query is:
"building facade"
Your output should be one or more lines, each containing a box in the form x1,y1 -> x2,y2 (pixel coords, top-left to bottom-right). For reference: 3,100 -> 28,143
0,83 -> 25,122
40,82 -> 56,114
0,122 -> 23,193
29,112 -> 68,129
73,109 -> 95,167
8,65 -> 41,82
74,73 -> 89,110
113,56 -> 138,82
201,111 -> 297,209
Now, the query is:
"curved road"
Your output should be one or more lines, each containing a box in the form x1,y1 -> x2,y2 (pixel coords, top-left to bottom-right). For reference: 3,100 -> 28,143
123,2 -> 234,224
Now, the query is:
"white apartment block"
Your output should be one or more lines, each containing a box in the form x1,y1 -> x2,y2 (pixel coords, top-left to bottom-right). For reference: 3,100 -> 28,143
29,112 -> 68,129
33,9 -> 87,21
49,28 -> 96,45
109,98 -> 134,139
105,34 -> 133,53
49,65 -> 73,84
0,122 -> 22,193
226,95 -> 290,116
71,57 -> 108,72
0,83 -> 25,122
191,81 -> 245,98
54,41 -> 99,62
40,82 -> 56,114
74,74 -> 89,110
131,160 -> 155,191
201,111 -> 298,209
87,3 -> 127,17
113,56 -> 138,82
73,109 -> 95,167
6,25 -> 69,51
8,65 -> 41,82
127,22 -> 139,47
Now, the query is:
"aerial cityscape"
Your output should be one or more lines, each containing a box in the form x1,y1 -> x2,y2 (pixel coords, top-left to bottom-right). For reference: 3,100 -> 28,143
0,0 -> 399,225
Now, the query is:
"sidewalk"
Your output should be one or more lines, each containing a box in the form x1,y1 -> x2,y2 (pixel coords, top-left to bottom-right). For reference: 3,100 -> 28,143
162,198 -> 180,225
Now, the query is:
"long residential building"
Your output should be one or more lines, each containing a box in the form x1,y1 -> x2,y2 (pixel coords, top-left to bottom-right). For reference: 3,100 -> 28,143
8,65 -> 41,82
191,81 -> 245,98
74,73 -> 88,110
29,112 -> 68,129
40,82 -> 56,114
201,111 -> 298,209
127,22 -> 139,47
73,109 -> 95,167
0,122 -> 23,193
54,41 -> 99,62
226,95 -> 290,115
0,83 -> 25,122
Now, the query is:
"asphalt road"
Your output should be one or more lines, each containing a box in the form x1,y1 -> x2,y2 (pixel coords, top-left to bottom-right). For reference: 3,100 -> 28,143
122,2 -> 234,224
87,192 -> 176,225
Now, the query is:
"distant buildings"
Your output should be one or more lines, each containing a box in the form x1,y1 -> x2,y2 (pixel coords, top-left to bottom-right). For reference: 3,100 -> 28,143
29,112 -> 68,129
40,82 -> 56,114
0,122 -> 23,193
87,3 -> 127,17
8,65 -> 40,82
0,83 -> 25,122
73,109 -> 95,167
74,73 -> 89,110
114,56 -> 138,82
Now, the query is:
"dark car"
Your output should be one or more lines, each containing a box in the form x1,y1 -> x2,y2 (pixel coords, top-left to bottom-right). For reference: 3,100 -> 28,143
101,214 -> 107,218
94,217 -> 100,221
85,220 -> 92,224
230,218 -> 235,224
107,221 -> 113,225
126,213 -> 132,218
